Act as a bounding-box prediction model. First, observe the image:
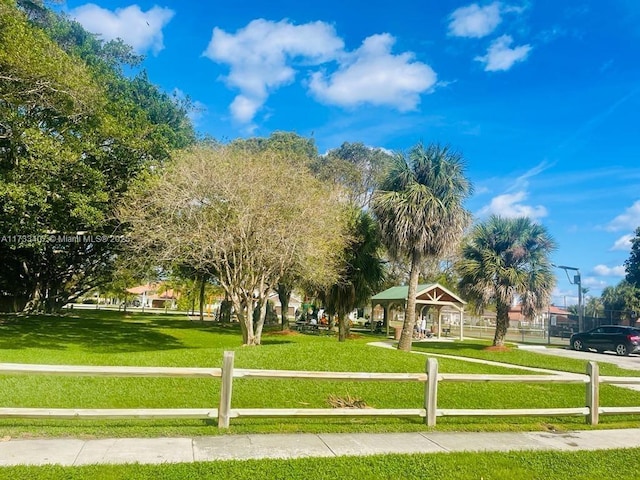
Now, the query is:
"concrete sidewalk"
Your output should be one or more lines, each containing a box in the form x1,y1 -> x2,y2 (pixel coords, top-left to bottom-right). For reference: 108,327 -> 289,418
1,429 -> 639,466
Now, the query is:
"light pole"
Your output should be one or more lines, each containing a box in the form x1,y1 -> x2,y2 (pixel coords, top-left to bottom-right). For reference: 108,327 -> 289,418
553,264 -> 583,332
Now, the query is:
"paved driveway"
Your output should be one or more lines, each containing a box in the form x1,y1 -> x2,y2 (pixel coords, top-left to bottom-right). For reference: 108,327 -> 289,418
524,345 -> 640,372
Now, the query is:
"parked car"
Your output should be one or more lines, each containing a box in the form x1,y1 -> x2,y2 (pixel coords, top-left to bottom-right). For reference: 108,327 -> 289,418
570,326 -> 640,356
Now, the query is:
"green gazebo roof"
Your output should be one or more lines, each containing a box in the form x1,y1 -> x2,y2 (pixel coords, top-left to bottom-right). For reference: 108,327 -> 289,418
371,283 -> 466,308
371,284 -> 434,301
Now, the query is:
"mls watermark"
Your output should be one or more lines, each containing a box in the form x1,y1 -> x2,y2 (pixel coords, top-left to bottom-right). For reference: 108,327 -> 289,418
0,234 -> 130,244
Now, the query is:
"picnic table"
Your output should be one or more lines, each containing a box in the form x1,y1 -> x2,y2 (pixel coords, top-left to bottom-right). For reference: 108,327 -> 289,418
294,322 -> 319,334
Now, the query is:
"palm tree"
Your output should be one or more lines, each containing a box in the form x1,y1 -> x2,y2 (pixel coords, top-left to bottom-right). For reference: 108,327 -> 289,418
322,210 -> 386,342
372,143 -> 472,351
456,216 -> 556,346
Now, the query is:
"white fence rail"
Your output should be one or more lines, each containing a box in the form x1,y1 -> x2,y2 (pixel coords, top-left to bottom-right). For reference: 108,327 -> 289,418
2,352 -> 640,428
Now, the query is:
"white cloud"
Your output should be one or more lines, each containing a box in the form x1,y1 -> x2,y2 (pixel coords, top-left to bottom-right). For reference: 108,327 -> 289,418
309,33 -> 437,111
508,161 -> 551,192
478,190 -> 547,220
229,95 -> 263,124
581,277 -> 608,290
203,19 -> 344,123
607,200 -> 640,231
69,4 -> 174,55
611,234 -> 633,251
204,20 -> 437,123
593,264 -> 626,277
448,2 -> 502,38
475,35 -> 532,71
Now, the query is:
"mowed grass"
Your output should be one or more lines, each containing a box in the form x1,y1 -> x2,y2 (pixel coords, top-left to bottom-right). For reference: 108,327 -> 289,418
411,340 -> 640,377
1,309 -> 640,437
2,448 -> 639,480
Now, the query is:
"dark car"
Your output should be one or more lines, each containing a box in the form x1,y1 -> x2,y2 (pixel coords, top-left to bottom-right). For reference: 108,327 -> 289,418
570,326 -> 640,356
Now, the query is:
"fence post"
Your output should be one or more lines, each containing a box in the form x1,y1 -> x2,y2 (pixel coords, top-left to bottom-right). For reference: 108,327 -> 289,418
219,350 -> 235,429
586,361 -> 599,426
425,358 -> 438,426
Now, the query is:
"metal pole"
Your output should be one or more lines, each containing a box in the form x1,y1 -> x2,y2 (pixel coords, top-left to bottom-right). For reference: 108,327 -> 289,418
553,264 -> 582,332
577,273 -> 583,332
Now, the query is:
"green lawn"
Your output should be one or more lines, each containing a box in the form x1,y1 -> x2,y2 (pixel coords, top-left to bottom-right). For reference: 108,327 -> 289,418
2,448 -> 639,480
1,310 -> 640,437
411,340 -> 640,376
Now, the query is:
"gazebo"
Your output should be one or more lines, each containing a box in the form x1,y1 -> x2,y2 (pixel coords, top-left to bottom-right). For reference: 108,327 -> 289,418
370,283 -> 466,340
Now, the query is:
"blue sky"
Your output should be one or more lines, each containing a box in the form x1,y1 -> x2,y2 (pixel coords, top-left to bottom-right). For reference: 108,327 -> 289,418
56,0 -> 640,307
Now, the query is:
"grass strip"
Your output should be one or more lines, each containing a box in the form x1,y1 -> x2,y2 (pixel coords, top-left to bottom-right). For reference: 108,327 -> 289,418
1,448 -> 639,479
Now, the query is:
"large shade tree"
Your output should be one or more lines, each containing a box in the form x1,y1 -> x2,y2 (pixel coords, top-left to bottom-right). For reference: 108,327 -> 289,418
231,132 -> 320,331
372,143 -> 472,351
121,143 -> 348,345
320,209 -> 386,342
0,0 -> 195,312
311,142 -> 393,209
310,142 -> 391,341
456,216 -> 556,346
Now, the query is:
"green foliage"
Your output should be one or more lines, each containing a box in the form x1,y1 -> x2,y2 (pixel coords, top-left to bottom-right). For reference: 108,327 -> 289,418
312,141 -> 393,208
320,209 -> 386,341
121,143 -> 348,344
372,142 -> 472,350
373,143 -> 472,262
0,0 -> 195,312
625,226 -> 640,288
456,216 -> 556,346
601,281 -> 640,324
229,131 -> 318,163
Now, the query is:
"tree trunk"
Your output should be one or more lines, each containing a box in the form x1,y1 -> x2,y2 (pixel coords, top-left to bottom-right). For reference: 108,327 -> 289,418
198,273 -> 206,322
493,301 -> 510,346
23,281 -> 43,313
253,276 -> 270,345
337,310 -> 350,342
398,251 -> 421,351
233,294 -> 256,345
280,299 -> 289,330
276,282 -> 293,330
254,295 -> 268,345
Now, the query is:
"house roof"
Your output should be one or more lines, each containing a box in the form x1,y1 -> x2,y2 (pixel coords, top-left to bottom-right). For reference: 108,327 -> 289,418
126,284 -> 155,295
509,304 -> 570,315
126,283 -> 177,300
548,305 -> 570,315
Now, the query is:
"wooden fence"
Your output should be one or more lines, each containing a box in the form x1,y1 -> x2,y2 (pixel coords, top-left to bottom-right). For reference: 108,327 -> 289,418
2,351 -> 640,428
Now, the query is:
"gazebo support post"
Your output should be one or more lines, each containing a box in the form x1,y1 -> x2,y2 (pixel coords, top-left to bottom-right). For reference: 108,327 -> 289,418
384,306 -> 389,337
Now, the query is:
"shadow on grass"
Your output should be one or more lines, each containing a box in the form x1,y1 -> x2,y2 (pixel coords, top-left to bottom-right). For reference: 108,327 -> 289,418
0,316 -> 185,353
0,311 -> 293,352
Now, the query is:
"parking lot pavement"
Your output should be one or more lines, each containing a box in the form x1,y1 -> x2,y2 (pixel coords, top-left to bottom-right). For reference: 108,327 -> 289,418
521,345 -> 640,371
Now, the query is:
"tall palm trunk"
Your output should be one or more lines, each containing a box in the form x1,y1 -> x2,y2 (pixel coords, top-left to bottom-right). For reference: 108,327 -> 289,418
398,250 -> 421,351
493,301 -> 510,346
